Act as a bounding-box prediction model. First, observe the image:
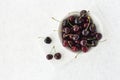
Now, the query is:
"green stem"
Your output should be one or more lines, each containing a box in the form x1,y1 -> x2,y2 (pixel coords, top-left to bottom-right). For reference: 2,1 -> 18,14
75,53 -> 80,58
51,17 -> 60,22
85,16 -> 91,31
50,46 -> 55,54
53,30 -> 58,32
68,11 -> 80,14
53,46 -> 57,53
38,36 -> 44,39
68,41 -> 72,48
67,19 -> 73,27
87,43 -> 92,46
87,37 -> 96,40
100,39 -> 107,43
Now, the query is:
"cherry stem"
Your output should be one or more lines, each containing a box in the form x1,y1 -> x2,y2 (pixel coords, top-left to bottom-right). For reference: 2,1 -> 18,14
87,43 -> 92,46
87,37 -> 96,40
65,34 -> 72,36
53,29 -> 62,33
38,36 -> 44,39
85,16 -> 91,31
68,41 -> 72,48
50,46 -> 55,54
51,17 -> 60,22
53,46 -> 57,53
68,11 -> 89,15
75,53 -> 80,58
100,39 -> 107,43
68,11 -> 80,14
53,30 -> 58,32
67,19 -> 73,27
62,34 -> 72,36
91,24 -> 94,28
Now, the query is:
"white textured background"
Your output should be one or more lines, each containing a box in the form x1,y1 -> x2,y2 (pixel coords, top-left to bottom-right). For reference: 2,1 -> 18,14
0,0 -> 120,80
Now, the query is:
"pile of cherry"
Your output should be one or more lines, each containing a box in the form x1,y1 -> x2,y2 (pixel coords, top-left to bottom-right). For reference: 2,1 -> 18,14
62,10 -> 102,52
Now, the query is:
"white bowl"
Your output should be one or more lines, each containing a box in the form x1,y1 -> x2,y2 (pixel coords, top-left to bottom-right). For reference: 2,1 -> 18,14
58,11 -> 104,52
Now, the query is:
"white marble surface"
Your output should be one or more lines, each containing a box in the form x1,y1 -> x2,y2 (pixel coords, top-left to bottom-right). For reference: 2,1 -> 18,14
0,0 -> 120,80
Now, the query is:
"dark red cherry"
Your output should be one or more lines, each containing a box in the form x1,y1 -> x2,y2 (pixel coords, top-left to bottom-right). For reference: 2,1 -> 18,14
73,25 -> 80,32
63,40 -> 69,47
83,23 -> 89,28
95,33 -> 102,40
72,34 -> 79,41
77,31 -> 81,35
69,16 -> 75,22
75,40 -> 80,44
76,44 -> 81,49
54,53 -> 62,60
46,54 -> 53,60
81,46 -> 88,52
44,37 -> 52,44
80,10 -> 88,17
63,27 -> 70,34
71,46 -> 79,52
89,24 -> 96,32
82,30 -> 89,36
80,40 -> 87,46
69,34 -> 73,39
90,32 -> 96,37
68,40 -> 74,47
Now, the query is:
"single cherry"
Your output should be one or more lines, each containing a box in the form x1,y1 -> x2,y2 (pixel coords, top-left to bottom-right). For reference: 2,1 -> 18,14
89,24 -> 96,32
95,33 -> 102,40
80,10 -> 87,17
62,40 -> 69,47
80,40 -> 87,46
82,30 -> 89,36
81,46 -> 88,52
44,37 -> 52,44
72,34 -> 79,41
83,23 -> 89,28
63,27 -> 70,34
71,46 -> 79,52
54,53 -> 62,60
46,54 -> 53,60
69,16 -> 75,22
73,25 -> 80,32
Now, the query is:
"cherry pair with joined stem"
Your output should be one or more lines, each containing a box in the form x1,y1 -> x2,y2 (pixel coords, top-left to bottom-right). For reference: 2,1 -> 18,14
46,46 -> 62,60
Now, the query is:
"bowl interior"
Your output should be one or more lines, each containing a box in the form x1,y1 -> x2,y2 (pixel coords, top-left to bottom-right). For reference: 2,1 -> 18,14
58,11 -> 104,51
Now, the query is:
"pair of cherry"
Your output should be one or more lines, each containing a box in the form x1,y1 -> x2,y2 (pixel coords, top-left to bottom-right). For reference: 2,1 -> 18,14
46,53 -> 61,60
